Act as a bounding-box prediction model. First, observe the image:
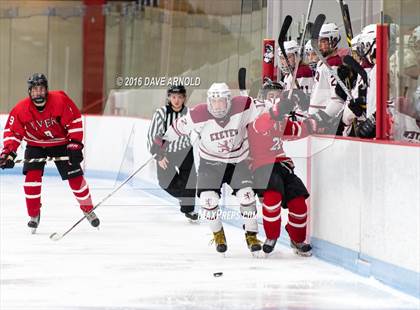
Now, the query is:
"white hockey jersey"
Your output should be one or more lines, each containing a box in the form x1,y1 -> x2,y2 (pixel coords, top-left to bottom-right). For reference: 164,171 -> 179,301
309,55 -> 345,117
366,65 -> 377,118
283,64 -> 315,95
164,96 -> 259,163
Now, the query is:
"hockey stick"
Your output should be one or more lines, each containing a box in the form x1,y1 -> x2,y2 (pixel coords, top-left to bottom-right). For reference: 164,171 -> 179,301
311,14 -> 354,101
278,15 -> 300,89
49,154 -> 156,241
338,0 -> 353,48
14,156 -> 69,164
288,0 -> 314,99
343,55 -> 368,86
238,67 -> 247,96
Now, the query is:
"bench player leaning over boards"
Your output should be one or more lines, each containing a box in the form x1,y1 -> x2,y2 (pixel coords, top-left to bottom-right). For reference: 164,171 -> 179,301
0,73 -> 99,233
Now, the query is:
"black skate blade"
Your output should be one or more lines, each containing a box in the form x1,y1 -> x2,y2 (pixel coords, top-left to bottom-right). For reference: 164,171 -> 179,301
31,227 -> 37,235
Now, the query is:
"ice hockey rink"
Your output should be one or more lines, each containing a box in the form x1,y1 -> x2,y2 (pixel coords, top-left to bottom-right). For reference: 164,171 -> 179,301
1,173 -> 418,310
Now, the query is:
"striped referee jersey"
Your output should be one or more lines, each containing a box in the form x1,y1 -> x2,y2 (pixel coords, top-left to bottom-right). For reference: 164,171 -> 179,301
147,104 -> 192,153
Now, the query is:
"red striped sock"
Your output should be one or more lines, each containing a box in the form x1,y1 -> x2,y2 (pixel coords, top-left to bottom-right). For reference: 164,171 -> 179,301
68,175 -> 93,212
262,190 -> 282,240
286,197 -> 308,243
24,170 -> 43,217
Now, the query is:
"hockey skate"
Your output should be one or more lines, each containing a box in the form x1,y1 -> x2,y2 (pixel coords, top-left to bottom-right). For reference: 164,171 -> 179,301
262,238 -> 277,254
84,210 -> 100,228
28,213 -> 41,234
245,231 -> 262,256
290,239 -> 312,257
212,228 -> 227,254
184,211 -> 199,223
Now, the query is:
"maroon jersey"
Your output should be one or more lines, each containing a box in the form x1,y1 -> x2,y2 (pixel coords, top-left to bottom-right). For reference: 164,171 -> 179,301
2,91 -> 83,152
248,111 -> 306,170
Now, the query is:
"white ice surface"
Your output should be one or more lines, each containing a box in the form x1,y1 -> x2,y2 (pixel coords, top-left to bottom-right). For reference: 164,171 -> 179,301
1,174 -> 419,310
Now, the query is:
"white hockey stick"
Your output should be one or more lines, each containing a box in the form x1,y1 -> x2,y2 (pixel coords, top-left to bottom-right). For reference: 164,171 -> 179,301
49,154 -> 156,241
14,156 -> 70,164
288,0 -> 314,99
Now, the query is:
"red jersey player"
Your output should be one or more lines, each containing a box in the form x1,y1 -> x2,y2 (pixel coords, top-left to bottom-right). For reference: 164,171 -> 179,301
248,81 -> 312,256
0,73 -> 100,233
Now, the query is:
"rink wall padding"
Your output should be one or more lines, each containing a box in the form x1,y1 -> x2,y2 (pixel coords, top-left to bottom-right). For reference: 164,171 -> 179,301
1,114 -> 419,298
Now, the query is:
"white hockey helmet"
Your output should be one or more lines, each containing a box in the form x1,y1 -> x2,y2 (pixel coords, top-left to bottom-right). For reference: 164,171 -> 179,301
304,40 -> 313,54
277,40 -> 299,73
357,24 -> 376,64
207,82 -> 232,118
304,40 -> 318,70
319,22 -> 341,49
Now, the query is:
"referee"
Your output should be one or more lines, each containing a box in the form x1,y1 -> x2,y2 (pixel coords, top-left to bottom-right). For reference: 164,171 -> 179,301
147,85 -> 198,221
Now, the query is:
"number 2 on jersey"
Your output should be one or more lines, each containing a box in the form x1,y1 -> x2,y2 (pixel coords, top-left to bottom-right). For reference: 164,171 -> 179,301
270,137 -> 282,151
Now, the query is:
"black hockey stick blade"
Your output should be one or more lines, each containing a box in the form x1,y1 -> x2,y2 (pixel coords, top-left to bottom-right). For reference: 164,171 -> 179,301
278,15 -> 300,87
278,15 -> 293,46
343,55 -> 368,86
344,4 -> 353,38
305,22 -> 314,40
339,0 -> 353,47
311,14 -> 326,40
238,67 -> 246,91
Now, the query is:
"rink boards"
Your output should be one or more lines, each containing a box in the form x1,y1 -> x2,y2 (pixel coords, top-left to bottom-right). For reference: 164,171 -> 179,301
1,114 -> 419,298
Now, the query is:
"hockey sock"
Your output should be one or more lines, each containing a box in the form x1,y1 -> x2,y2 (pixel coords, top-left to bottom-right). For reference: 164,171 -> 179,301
68,175 -> 93,212
262,190 -> 282,240
286,196 -> 308,243
203,205 -> 222,233
24,169 -> 43,217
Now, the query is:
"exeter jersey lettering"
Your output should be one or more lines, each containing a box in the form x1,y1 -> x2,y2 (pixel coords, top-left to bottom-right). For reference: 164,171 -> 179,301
165,96 -> 258,163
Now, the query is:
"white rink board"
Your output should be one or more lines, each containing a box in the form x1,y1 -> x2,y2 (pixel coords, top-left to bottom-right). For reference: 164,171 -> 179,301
1,114 -> 419,298
310,136 -> 420,274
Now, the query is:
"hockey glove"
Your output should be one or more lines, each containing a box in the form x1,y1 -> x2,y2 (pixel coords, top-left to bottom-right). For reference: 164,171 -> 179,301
303,110 -> 332,134
358,113 -> 376,138
335,65 -> 357,101
302,117 -> 318,134
66,140 -> 84,165
269,98 -> 295,121
290,89 -> 310,111
0,149 -> 17,169
150,137 -> 167,160
348,97 -> 366,117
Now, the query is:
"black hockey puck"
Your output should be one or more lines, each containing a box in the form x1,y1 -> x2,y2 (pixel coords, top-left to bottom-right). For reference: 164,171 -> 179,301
213,272 -> 223,277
